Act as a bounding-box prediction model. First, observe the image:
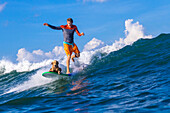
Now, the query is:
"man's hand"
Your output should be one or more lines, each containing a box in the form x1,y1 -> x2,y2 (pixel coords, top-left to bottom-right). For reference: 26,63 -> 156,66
43,23 -> 49,26
81,32 -> 85,36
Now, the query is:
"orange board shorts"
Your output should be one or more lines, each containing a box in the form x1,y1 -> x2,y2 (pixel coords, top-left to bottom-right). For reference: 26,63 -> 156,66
63,43 -> 80,56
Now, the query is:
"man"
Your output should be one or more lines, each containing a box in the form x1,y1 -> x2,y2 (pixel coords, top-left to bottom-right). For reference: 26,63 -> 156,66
43,18 -> 84,74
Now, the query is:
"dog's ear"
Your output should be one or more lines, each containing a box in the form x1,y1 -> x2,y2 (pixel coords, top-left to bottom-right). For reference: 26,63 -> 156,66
51,62 -> 53,65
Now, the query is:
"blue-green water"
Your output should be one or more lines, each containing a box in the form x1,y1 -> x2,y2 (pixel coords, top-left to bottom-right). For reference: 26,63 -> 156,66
0,34 -> 170,112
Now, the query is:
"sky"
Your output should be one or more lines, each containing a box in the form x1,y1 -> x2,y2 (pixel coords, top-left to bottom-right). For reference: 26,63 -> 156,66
0,0 -> 170,61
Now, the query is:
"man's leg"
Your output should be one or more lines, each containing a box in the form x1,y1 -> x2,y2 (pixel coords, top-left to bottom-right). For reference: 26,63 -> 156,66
66,55 -> 71,74
64,43 -> 72,74
71,43 -> 80,62
71,53 -> 80,62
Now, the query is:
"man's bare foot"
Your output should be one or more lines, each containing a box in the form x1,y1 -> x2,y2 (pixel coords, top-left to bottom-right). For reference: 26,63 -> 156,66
71,57 -> 75,62
66,72 -> 71,74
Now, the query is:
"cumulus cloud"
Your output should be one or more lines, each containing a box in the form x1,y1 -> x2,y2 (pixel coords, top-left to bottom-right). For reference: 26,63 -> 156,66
0,2 -> 7,12
17,48 -> 34,62
33,49 -> 44,55
83,38 -> 105,51
52,46 -> 65,57
16,37 -> 105,63
83,0 -> 107,3
17,46 -> 65,62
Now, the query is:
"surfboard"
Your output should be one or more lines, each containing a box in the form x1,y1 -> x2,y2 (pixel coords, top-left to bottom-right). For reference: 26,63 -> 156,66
42,72 -> 72,78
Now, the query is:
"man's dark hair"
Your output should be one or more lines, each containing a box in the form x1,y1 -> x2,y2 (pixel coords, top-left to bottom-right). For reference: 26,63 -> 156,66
67,18 -> 73,23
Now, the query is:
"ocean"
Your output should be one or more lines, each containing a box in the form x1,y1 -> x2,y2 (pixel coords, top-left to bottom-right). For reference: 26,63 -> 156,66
0,33 -> 169,113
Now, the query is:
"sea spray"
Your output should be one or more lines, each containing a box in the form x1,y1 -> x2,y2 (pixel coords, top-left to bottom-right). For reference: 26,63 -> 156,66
0,59 -> 53,74
5,68 -> 54,94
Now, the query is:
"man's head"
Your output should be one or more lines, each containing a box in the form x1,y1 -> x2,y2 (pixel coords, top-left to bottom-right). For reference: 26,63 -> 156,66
67,18 -> 73,27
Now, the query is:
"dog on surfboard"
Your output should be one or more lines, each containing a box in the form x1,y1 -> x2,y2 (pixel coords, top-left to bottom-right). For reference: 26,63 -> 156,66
49,60 -> 62,75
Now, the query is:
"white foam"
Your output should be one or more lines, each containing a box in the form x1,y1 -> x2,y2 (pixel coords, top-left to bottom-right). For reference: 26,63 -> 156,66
0,59 -> 53,74
124,19 -> 152,45
5,68 -> 54,94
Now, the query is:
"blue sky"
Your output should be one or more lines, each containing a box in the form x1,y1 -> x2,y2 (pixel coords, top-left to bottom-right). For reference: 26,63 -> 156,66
0,0 -> 170,61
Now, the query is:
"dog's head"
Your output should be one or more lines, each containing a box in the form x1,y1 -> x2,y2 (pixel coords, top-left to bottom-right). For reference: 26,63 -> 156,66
51,60 -> 59,67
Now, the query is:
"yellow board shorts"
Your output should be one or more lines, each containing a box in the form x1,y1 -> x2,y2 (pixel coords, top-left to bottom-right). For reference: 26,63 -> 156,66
63,43 -> 80,56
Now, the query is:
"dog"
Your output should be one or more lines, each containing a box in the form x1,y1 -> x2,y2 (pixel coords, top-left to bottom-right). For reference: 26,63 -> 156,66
49,60 -> 62,75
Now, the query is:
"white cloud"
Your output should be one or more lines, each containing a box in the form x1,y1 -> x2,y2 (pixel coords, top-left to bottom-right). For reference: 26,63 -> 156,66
52,46 -> 65,57
0,2 -> 7,12
45,51 -> 53,58
83,0 -> 107,3
17,48 -> 34,62
83,38 -> 105,51
17,46 -> 65,62
33,49 -> 44,55
16,38 -> 105,63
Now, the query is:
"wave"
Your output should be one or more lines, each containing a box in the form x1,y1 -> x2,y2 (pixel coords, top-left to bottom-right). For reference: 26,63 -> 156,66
83,33 -> 170,75
1,19 -> 169,96
1,33 -> 169,95
0,32 -> 169,112
0,19 -> 159,95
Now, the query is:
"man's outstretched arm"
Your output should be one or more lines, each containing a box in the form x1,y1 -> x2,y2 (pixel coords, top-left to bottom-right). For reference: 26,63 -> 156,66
75,26 -> 84,36
43,23 -> 62,30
